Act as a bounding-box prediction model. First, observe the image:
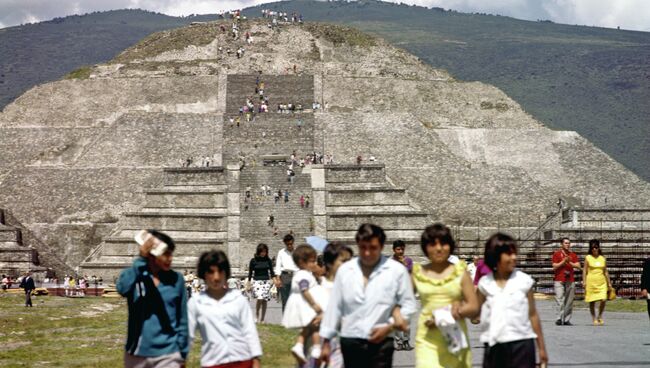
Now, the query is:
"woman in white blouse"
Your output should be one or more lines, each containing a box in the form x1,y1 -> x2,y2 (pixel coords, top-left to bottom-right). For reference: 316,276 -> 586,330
188,250 -> 262,368
477,233 -> 548,368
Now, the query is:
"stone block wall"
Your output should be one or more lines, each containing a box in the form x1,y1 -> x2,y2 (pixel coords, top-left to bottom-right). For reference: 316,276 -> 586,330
327,188 -> 409,207
322,76 -> 542,129
317,111 -> 650,227
325,164 -> 386,184
0,76 -> 220,128
74,112 -> 221,168
145,190 -> 226,209
164,167 -> 227,186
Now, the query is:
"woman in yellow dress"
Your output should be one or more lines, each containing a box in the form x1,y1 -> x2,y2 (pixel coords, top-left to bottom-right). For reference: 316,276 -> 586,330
582,239 -> 612,325
412,224 -> 479,368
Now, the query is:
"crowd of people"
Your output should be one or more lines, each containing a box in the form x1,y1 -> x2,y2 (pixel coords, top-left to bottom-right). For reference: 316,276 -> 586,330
12,223 -> 649,367
114,224 -> 559,368
261,9 -> 304,28
234,73 -> 311,127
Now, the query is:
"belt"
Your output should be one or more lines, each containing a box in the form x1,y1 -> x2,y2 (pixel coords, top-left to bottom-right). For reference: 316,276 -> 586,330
281,271 -> 294,274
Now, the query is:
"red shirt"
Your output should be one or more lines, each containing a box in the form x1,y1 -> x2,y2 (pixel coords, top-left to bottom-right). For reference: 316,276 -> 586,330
552,250 -> 579,282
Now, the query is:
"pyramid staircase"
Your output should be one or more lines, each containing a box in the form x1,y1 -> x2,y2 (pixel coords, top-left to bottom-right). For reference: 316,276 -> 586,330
311,164 -> 432,261
0,209 -> 46,278
80,167 -> 232,281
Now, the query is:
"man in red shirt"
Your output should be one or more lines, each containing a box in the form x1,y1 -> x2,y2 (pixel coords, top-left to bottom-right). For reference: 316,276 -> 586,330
552,237 -> 581,325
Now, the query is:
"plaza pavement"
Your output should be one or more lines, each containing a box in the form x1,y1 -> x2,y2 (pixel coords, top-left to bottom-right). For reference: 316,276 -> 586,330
250,298 -> 650,367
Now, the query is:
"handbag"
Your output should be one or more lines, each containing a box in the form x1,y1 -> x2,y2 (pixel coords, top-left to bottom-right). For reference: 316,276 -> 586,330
607,287 -> 616,301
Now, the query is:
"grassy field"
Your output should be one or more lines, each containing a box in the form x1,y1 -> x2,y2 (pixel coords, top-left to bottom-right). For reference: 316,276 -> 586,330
0,293 -> 295,368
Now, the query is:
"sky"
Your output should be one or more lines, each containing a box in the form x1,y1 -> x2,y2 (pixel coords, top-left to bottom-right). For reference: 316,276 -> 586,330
1,0 -> 649,31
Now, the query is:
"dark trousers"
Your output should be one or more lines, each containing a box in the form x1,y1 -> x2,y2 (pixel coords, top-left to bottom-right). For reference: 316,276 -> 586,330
483,338 -> 536,368
340,337 -> 394,368
647,299 -> 650,321
279,272 -> 292,311
25,290 -> 33,307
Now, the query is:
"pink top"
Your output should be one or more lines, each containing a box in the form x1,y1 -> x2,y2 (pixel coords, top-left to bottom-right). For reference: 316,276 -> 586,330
473,259 -> 492,285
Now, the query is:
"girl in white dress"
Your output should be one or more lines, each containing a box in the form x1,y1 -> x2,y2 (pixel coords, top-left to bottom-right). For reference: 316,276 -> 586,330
477,233 -> 548,368
281,245 -> 323,364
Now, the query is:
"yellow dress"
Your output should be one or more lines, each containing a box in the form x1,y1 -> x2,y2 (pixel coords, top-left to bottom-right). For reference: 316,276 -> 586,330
413,262 -> 471,368
585,255 -> 608,302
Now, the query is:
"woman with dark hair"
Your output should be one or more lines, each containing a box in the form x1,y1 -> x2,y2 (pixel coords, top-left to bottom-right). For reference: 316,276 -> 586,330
412,223 -> 478,368
477,233 -> 547,368
247,243 -> 277,323
583,239 -> 612,325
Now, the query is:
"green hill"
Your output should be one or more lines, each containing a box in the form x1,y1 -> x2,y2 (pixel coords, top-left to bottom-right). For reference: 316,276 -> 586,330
1,1 -> 648,181
0,9 -> 207,110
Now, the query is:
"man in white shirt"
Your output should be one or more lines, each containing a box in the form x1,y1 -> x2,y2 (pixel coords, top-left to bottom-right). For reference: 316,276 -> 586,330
320,224 -> 416,368
274,234 -> 298,311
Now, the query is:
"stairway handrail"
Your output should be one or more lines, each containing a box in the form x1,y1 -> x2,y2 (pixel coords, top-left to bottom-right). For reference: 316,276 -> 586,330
519,209 -> 563,248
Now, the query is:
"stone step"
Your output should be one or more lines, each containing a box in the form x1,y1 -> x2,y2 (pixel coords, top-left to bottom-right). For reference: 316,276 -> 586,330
326,183 -> 392,190
325,164 -> 387,184
544,229 -> 650,241
0,228 -> 20,242
328,229 -> 423,240
158,185 -> 228,191
327,212 -> 431,231
0,248 -> 33,262
122,212 -> 227,232
138,208 -> 228,215
326,205 -> 416,213
0,241 -> 25,249
143,190 -> 227,209
163,167 -> 226,186
114,229 -> 226,240
327,189 -> 411,207
145,187 -> 226,194
101,238 -> 227,257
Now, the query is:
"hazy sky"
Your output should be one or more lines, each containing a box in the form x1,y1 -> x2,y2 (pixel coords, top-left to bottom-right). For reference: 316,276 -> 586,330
1,0 -> 649,31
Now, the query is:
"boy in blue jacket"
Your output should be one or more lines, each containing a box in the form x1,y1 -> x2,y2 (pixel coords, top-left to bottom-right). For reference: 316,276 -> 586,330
117,230 -> 189,368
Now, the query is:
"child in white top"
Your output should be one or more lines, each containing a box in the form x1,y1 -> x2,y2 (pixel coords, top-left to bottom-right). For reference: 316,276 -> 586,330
281,245 -> 323,365
477,233 -> 548,368
188,250 -> 262,368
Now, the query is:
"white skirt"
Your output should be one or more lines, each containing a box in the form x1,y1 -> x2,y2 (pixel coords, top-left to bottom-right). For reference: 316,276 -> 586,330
281,292 -> 317,329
